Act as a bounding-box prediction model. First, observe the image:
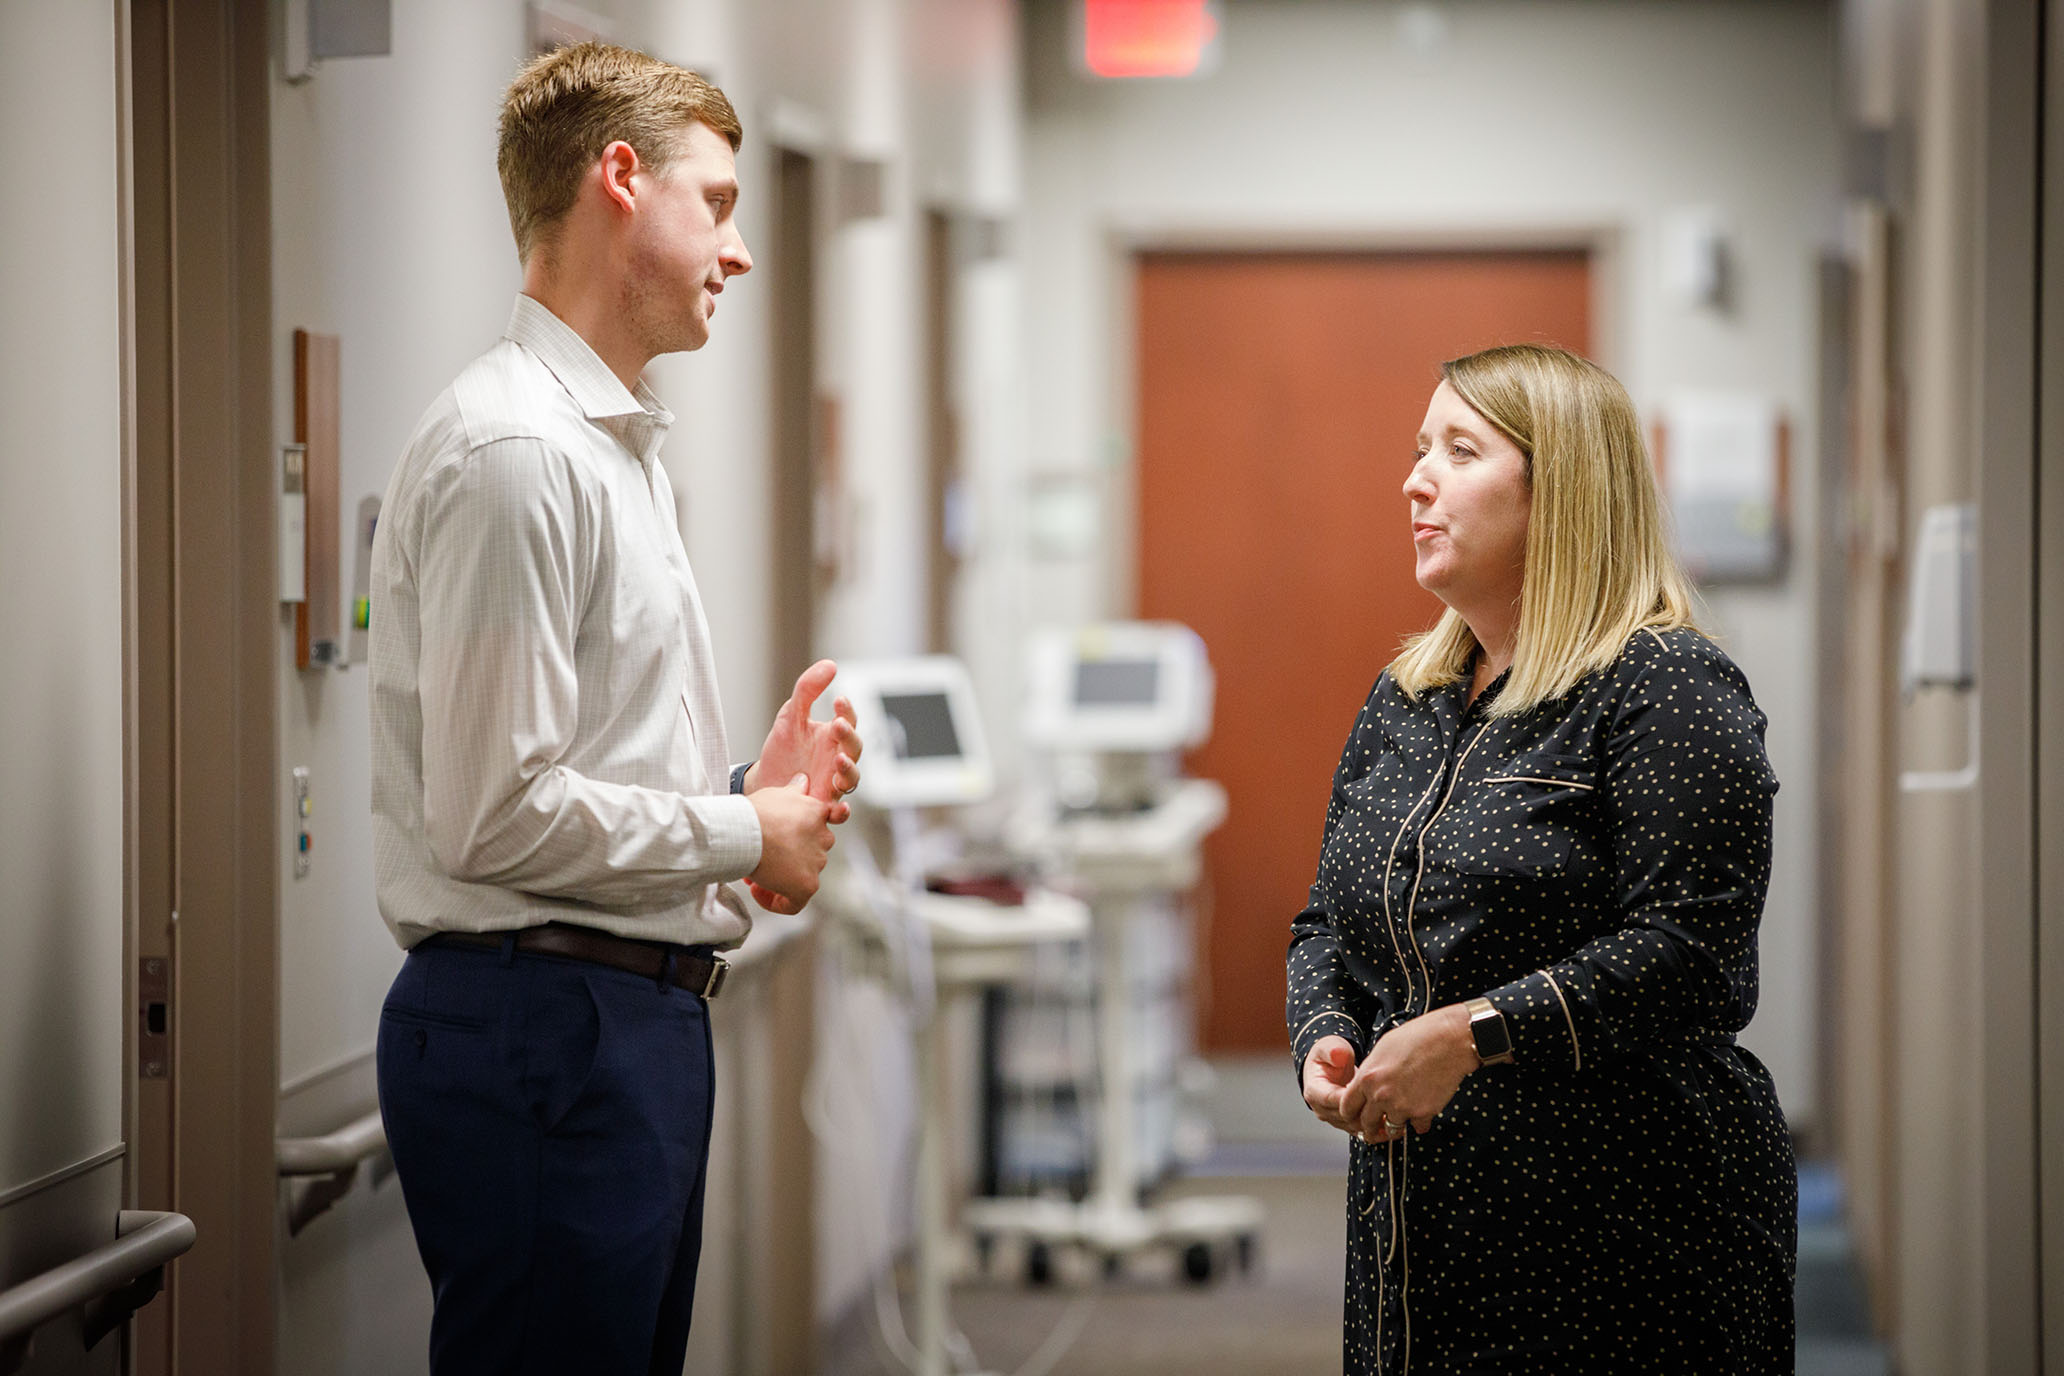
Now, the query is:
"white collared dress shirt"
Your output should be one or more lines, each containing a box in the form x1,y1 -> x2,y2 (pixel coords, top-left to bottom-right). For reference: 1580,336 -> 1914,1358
370,295 -> 761,950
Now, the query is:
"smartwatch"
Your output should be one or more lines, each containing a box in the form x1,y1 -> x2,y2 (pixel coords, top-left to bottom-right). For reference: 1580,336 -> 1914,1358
1466,997 -> 1514,1066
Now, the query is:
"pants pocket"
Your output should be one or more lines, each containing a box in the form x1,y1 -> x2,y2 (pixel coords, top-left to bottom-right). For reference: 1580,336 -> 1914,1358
520,966 -> 604,1135
381,1002 -> 492,1035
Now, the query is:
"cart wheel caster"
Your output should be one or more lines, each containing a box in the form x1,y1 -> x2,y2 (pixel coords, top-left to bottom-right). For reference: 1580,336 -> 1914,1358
1236,1232 -> 1258,1273
1180,1241 -> 1214,1285
973,1232 -> 995,1273
1026,1241 -> 1055,1287
1101,1251 -> 1123,1280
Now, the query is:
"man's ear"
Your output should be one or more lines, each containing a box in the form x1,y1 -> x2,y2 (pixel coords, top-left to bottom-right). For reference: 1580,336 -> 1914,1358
597,139 -> 640,214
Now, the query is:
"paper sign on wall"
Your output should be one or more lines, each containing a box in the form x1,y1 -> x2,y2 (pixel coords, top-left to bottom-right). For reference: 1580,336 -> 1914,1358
1658,390 -> 1786,582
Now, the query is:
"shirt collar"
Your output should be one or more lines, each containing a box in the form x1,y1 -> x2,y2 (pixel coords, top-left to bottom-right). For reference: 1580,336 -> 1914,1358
504,295 -> 676,464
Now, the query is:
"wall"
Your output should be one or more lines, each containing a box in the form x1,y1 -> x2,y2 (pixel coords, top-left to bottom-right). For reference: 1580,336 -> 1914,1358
267,0 -> 1023,1362
0,0 -> 127,1187
0,4 -> 128,1372
1019,0 -> 1843,1127
1831,0 -> 1996,1368
1881,1 -> 1987,1365
269,9 -> 524,1365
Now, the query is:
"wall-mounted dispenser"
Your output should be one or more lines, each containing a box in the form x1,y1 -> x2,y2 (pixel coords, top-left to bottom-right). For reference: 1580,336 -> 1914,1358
294,329 -> 342,670
1899,501 -> 1978,793
280,444 -> 308,604
345,494 -> 380,669
1900,501 -> 1975,693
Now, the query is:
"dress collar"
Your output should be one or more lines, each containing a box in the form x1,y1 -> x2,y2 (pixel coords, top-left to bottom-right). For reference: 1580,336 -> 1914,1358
1429,652 -> 1510,736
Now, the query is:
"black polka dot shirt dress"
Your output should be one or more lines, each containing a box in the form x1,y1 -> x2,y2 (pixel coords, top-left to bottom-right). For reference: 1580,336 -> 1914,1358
1286,627 -> 1797,1375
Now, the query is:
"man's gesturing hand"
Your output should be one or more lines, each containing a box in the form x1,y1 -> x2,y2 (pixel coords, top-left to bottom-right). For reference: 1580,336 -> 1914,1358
748,659 -> 862,823
746,774 -> 835,915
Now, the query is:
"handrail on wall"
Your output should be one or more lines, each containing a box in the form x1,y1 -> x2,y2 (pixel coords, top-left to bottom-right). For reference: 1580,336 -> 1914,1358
277,1109 -> 389,1236
277,1109 -> 386,1177
0,1210 -> 196,1375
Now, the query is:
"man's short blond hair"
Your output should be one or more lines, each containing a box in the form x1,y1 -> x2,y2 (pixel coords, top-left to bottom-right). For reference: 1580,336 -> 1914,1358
497,41 -> 742,265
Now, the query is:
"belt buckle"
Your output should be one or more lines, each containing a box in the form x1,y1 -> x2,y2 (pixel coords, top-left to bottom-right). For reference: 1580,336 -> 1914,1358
700,955 -> 730,1000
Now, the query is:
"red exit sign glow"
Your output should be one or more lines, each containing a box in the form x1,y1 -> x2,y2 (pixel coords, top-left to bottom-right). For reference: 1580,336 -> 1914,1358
1082,0 -> 1221,79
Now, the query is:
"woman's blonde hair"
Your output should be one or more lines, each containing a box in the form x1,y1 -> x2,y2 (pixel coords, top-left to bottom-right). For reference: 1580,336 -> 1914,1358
1389,343 -> 1698,716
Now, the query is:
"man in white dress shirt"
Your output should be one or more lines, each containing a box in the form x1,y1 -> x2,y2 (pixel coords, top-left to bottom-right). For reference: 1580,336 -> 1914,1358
369,42 -> 860,1376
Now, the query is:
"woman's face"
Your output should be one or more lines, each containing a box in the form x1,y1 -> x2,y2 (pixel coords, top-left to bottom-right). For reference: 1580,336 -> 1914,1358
1404,380 -> 1531,612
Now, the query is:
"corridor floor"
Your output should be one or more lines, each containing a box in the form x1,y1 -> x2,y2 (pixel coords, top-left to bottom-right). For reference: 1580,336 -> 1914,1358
825,1157 -> 1889,1376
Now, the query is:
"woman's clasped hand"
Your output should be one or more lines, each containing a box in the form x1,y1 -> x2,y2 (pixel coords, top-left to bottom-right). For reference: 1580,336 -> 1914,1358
1302,1005 -> 1481,1143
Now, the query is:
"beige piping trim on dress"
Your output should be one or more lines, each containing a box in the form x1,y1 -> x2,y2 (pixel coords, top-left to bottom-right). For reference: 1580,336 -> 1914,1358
1293,1011 -> 1360,1050
1398,1136 -> 1413,1375
1367,1136 -> 1408,1373
1403,725 -> 1493,1006
1380,768 -> 1447,1015
1481,774 -> 1595,791
1382,721 -> 1492,1376
1539,967 -> 1583,1071
1365,753 -> 1446,1376
1375,1140 -> 1388,1371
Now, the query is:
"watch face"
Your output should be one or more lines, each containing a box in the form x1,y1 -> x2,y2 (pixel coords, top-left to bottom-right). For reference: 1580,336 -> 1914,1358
1471,1008 -> 1512,1061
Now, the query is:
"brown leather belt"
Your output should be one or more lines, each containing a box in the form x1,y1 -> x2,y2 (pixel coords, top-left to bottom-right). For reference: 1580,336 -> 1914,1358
424,923 -> 729,999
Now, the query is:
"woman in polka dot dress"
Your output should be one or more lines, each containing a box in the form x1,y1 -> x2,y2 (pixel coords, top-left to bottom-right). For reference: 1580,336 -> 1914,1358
1286,344 -> 1796,1374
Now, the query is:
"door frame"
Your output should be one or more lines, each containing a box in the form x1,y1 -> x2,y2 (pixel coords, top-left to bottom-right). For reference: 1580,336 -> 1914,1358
1097,221 -> 1625,622
2041,0 -> 2064,1352
1972,0 -> 2047,1369
768,141 -> 823,699
126,1 -> 280,1371
922,206 -> 960,655
755,133 -> 824,1375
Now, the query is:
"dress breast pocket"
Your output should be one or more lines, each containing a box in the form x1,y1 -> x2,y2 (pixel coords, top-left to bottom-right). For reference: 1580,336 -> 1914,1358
1431,750 -> 1598,879
1335,746 -> 1408,811
1319,749 -> 1414,912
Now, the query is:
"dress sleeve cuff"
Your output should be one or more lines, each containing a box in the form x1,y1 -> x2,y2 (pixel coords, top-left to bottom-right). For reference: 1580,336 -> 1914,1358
1289,1010 -> 1364,1076
1485,969 -> 1585,1072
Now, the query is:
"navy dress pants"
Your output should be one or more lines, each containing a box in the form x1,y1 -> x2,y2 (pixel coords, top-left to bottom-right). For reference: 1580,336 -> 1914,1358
377,936 -> 717,1376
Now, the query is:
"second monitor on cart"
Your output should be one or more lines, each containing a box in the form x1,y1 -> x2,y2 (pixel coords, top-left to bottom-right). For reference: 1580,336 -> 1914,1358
1023,621 -> 1213,755
1023,622 -> 1214,810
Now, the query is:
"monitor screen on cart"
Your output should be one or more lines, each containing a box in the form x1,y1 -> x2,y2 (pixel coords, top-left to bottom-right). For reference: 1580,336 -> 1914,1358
881,691 -> 962,759
1073,658 -> 1160,706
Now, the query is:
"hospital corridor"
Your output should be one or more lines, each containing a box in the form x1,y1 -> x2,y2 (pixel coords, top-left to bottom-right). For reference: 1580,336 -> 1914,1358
2,1 -> 2061,1373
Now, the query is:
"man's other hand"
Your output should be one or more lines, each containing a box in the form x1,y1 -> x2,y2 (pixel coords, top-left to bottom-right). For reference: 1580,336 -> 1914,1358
747,660 -> 862,823
745,773 -> 835,915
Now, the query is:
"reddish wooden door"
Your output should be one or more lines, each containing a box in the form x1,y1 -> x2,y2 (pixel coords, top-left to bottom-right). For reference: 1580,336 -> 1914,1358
1136,250 -> 1591,1053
